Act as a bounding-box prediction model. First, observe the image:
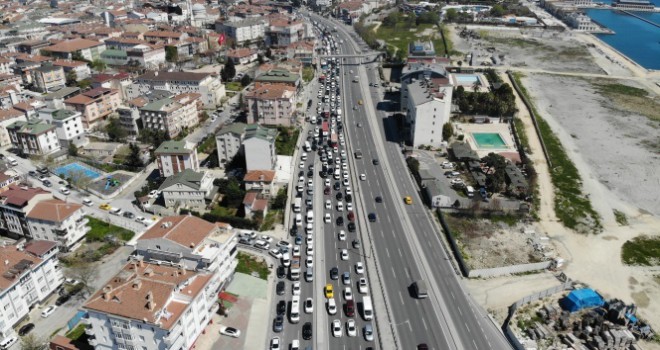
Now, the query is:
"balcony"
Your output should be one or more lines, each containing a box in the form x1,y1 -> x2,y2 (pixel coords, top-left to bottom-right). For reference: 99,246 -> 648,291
89,338 -> 98,346
53,228 -> 68,236
81,317 -> 91,325
85,328 -> 95,336
76,218 -> 89,226
163,332 -> 181,346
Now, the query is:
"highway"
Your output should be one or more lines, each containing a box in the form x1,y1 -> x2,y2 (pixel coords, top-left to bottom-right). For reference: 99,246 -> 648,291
306,11 -> 513,350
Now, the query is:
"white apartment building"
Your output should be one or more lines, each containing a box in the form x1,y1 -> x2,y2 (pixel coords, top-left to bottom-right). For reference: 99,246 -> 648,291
0,240 -> 63,340
215,122 -> 247,166
83,215 -> 237,350
158,170 -> 214,210
154,140 -> 199,178
127,44 -> 166,69
26,199 -> 90,251
564,12 -> 599,31
243,124 -> 278,171
0,186 -> 52,239
405,78 -> 453,148
6,119 -> 61,156
139,93 -> 200,139
216,19 -> 266,46
126,71 -> 226,108
246,85 -> 297,127
38,108 -> 87,147
268,18 -> 305,47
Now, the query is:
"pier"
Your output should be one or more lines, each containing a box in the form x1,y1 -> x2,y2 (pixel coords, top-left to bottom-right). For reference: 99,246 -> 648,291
618,9 -> 660,28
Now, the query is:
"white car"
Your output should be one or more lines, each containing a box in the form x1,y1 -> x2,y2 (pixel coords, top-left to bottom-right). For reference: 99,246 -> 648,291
270,337 -> 280,350
306,236 -> 313,246
299,162 -> 305,169
325,200 -> 332,209
325,178 -> 331,187
347,203 -> 353,211
338,230 -> 346,241
261,235 -> 273,243
306,246 -> 314,257
347,319 -> 357,337
341,163 -> 348,170
148,190 -> 159,198
324,213 -> 331,223
304,298 -> 314,314
342,178 -> 350,187
219,326 -> 241,338
292,246 -> 301,257
337,202 -> 343,212
41,305 -> 57,318
343,287 -> 353,301
358,277 -> 369,294
109,207 -> 122,216
327,298 -> 337,315
340,249 -> 348,260
269,249 -> 283,259
332,319 -> 343,338
360,174 -> 366,181
135,216 -> 146,223
355,262 -> 364,274
292,282 -> 301,296
58,187 -> 70,195
346,187 -> 352,196
82,198 -> 93,206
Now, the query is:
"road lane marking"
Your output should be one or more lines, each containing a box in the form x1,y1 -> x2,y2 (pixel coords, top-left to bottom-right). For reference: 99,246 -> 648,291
391,266 -> 396,278
422,317 -> 428,331
464,322 -> 471,333
397,248 -> 403,258
385,247 -> 390,258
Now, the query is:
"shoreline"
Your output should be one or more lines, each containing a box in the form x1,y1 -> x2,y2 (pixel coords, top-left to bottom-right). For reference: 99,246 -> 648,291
578,32 -> 653,77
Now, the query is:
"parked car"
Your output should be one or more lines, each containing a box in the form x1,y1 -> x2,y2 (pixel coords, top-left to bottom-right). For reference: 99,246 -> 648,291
59,187 -> 70,195
109,207 -> 122,216
18,323 -> 35,336
41,305 -> 57,318
82,198 -> 93,206
219,326 -> 241,338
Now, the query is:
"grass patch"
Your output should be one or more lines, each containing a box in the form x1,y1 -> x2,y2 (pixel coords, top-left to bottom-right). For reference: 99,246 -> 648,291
591,82 -> 660,122
260,209 -> 283,231
511,72 -> 601,234
302,67 -> 314,83
484,36 -> 551,50
236,252 -> 270,279
210,205 -> 237,217
596,83 -> 648,97
621,235 -> 660,266
613,210 -> 628,226
226,82 -> 243,91
66,323 -> 86,340
274,126 -> 300,156
86,216 -> 134,242
513,117 -> 531,153
198,135 -> 216,154
374,22 -> 448,59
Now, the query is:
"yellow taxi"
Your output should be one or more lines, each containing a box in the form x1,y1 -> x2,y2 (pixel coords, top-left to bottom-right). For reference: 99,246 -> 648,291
404,196 -> 413,205
99,203 -> 112,210
325,284 -> 334,299
358,99 -> 363,105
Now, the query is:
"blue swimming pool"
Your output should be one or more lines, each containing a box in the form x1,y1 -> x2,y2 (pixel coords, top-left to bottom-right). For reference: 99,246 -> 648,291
456,75 -> 480,84
55,162 -> 103,181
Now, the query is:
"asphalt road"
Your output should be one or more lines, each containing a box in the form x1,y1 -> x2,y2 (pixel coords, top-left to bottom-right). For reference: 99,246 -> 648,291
307,12 -> 513,350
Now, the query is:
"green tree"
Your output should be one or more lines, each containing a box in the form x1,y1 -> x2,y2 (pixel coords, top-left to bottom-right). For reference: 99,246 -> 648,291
445,8 -> 458,22
238,93 -> 245,110
66,257 -> 99,297
490,4 -> 506,17
214,178 -> 246,207
126,143 -> 143,168
382,12 -> 401,27
240,73 -> 252,87
105,117 -> 127,142
271,186 -> 288,210
68,143 -> 79,157
139,129 -> 169,149
77,79 -> 91,90
481,153 -> 507,193
65,70 -> 77,86
165,46 -> 178,62
442,122 -> 453,141
19,334 -> 47,350
90,59 -> 107,72
224,59 -> 236,81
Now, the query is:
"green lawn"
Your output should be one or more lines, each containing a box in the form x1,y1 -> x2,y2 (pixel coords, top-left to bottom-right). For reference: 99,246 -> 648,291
226,82 -> 243,91
374,23 -> 446,59
66,324 -> 86,340
621,236 -> 660,266
86,216 -> 135,242
275,126 -> 300,156
236,252 -> 270,279
198,135 -> 216,154
260,209 -> 283,231
210,205 -> 237,217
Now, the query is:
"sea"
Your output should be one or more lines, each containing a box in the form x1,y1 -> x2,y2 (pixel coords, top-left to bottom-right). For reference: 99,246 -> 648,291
585,0 -> 660,70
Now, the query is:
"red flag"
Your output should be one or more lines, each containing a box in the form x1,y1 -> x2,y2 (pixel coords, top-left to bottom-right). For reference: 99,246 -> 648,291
218,33 -> 225,45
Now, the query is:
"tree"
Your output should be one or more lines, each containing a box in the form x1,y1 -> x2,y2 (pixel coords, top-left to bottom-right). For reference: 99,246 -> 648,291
238,93 -> 245,110
472,80 -> 481,93
66,258 -> 99,297
214,178 -> 246,207
240,73 -> 252,87
445,8 -> 458,22
105,117 -> 127,142
68,143 -> 79,157
126,143 -> 143,168
65,70 -> 78,86
481,153 -> 507,193
19,334 -> 47,350
90,59 -> 106,72
442,122 -> 453,141
165,46 -> 178,62
139,129 -> 169,149
271,186 -> 288,210
224,59 -> 236,81
67,168 -> 93,190
490,4 -> 506,17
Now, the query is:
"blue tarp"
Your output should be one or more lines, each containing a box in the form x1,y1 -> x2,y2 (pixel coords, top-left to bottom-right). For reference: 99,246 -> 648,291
560,289 -> 605,312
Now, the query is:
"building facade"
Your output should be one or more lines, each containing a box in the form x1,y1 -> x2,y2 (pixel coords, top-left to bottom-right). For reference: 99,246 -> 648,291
404,78 -> 453,148
7,119 -> 61,156
246,85 -> 297,127
154,140 -> 199,178
31,64 -> 66,93
158,170 -> 214,210
216,19 -> 266,46
139,93 -> 200,139
215,122 -> 247,166
126,71 -> 226,108
41,39 -> 107,61
243,125 -> 277,171
64,87 -> 121,129
38,108 -> 87,147
26,199 -> 90,251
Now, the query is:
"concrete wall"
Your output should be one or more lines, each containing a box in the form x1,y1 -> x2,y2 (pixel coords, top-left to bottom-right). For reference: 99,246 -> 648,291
468,261 -> 553,278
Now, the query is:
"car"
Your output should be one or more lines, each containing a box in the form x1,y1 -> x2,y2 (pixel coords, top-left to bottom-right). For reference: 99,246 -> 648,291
352,239 -> 361,249
42,179 -> 52,187
347,203 -> 353,211
219,326 -> 241,338
340,249 -> 349,260
41,305 -> 57,318
109,207 -> 122,216
276,300 -> 286,316
148,190 -> 159,198
325,199 -> 332,209
82,198 -> 93,206
304,298 -> 314,313
342,271 -> 351,285
324,213 -> 331,223
306,255 -> 314,268
336,192 -> 343,201
99,203 -> 111,210
347,319 -> 357,337
292,282 -> 301,295
269,249 -> 283,260
292,246 -> 301,257
345,300 -> 355,317
358,99 -> 363,105
306,236 -> 313,246
342,178 -> 350,187
368,213 -> 377,222
325,284 -> 334,298
346,194 -> 353,203
327,298 -> 337,315
270,337 -> 280,350
346,187 -> 352,196
347,222 -> 356,232
330,266 -> 339,280
18,323 -> 35,336
347,211 -> 355,222
336,216 -> 344,226
299,162 -> 305,169
122,211 -> 135,219
417,344 -> 429,350
276,281 -> 285,296
343,287 -> 353,301
28,170 -> 37,177
332,319 -> 343,337
59,187 -> 70,195
450,178 -> 464,185
372,159 -> 379,165
375,196 -> 382,203
404,196 -> 413,204
355,261 -> 364,274
276,266 -> 286,279
302,322 -> 313,340
277,241 -> 292,250
294,234 -> 302,245
358,277 -> 369,294
273,316 -> 284,332
324,186 -> 331,195
261,235 -> 273,243
364,323 -> 374,341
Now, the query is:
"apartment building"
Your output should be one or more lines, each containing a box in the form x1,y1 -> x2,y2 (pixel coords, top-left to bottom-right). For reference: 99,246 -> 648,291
0,185 -> 52,238
0,240 -> 63,341
244,170 -> 276,196
126,44 -> 166,69
216,19 -> 266,46
52,60 -> 91,81
243,124 -> 277,171
215,122 -> 247,166
116,105 -> 142,138
143,31 -> 188,44
6,119 -> 61,156
139,93 -> 201,139
158,169 -> 215,210
268,18 -> 305,47
254,69 -> 301,89
126,71 -> 226,108
64,87 -> 121,129
41,39 -> 107,61
227,48 -> 258,65
246,84 -> 297,127
154,140 -> 199,178
31,64 -> 66,93
38,108 -> 87,147
26,199 -> 90,251
404,78 -> 453,148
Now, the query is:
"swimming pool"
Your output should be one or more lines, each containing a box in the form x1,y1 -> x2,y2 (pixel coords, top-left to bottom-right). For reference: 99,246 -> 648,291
472,133 -> 507,149
55,162 -> 103,181
456,75 -> 480,84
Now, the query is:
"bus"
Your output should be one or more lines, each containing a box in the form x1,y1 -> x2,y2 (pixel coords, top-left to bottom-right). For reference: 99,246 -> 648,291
329,132 -> 338,148
321,121 -> 330,138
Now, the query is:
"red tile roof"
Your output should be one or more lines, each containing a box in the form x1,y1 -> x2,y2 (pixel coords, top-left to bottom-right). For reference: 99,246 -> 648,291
139,215 -> 216,249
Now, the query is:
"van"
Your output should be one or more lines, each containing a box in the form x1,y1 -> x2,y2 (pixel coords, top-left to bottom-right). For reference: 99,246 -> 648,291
465,186 -> 475,198
290,295 -> 301,323
301,152 -> 308,161
333,169 -> 340,180
295,213 -> 302,226
0,336 -> 17,349
6,157 -> 17,167
282,253 -> 291,267
413,280 -> 428,299
304,141 -> 311,152
362,296 -> 373,320
293,198 -> 302,213
306,210 -> 314,223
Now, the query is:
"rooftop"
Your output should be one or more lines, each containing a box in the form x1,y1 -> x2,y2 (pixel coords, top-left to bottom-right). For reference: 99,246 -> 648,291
216,122 -> 247,137
159,170 -> 208,192
244,170 -> 276,183
43,38 -> 103,53
0,244 -> 42,291
255,69 -> 300,83
27,199 -> 82,222
7,119 -> 56,136
155,140 -> 193,155
244,124 -> 278,142
0,185 -> 50,207
137,71 -> 211,83
139,215 -> 217,249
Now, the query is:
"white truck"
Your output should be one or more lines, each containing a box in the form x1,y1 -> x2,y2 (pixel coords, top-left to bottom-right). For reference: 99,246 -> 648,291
290,258 -> 301,281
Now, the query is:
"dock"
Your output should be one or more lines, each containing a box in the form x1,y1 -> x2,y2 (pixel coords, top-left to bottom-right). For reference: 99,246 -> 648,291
618,9 -> 660,27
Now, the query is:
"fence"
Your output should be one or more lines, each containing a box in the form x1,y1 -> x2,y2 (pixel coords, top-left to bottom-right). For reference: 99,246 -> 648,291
502,280 -> 574,350
67,310 -> 88,331
436,209 -> 470,277
468,261 -> 553,278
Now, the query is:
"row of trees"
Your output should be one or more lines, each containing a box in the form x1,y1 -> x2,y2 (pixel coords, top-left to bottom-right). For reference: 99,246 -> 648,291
453,83 -> 517,117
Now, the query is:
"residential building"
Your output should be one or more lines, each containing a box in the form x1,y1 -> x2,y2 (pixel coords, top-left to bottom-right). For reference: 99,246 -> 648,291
0,240 -> 62,341
51,60 -> 91,81
216,19 -> 266,46
41,39 -> 107,61
116,105 -> 142,138
246,84 -> 297,127
26,199 -> 90,251
41,87 -> 80,109
244,170 -> 276,196
243,190 -> 268,219
126,71 -> 226,108
38,108 -> 87,147
215,122 -> 247,166
0,58 -> 11,75
49,335 -> 79,350
90,73 -> 132,100
154,140 -> 199,178
564,12 -> 599,31
404,78 -> 453,148
158,169 -> 215,211
0,185 -> 53,238
227,48 -> 258,65
126,44 -> 166,69
15,40 -> 51,55
139,93 -> 201,139
143,31 -> 188,44
243,124 -> 277,171
0,108 -> 23,147
286,41 -> 315,66
268,18 -> 305,47
31,64 -> 66,93
400,61 -> 450,111
64,87 -> 121,128
254,68 -> 301,89
0,173 -> 19,191
100,49 -> 128,66
7,119 -> 61,156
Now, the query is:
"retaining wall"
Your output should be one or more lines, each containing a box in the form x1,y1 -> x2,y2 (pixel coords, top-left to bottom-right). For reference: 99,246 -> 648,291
468,261 -> 553,278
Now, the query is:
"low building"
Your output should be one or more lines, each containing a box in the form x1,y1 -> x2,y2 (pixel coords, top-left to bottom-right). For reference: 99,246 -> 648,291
268,17 -> 305,48
154,140 -> 199,178
227,48 -> 258,65
243,190 -> 268,219
64,87 -> 121,129
126,44 -> 166,69
126,71 -> 226,108
564,12 -> 599,31
38,108 -> 87,147
0,240 -> 62,341
31,64 -> 66,93
41,38 -> 107,61
246,84 -> 297,127
0,173 -> 19,191
52,59 -> 91,81
139,93 -> 201,139
254,68 -> 301,89
215,122 -> 247,166
505,163 -> 529,194
41,86 -> 80,109
7,119 -> 61,156
244,170 -> 276,196
243,124 -> 278,171
26,199 -> 90,251
158,169 -> 215,211
0,185 -> 52,238
216,18 -> 266,46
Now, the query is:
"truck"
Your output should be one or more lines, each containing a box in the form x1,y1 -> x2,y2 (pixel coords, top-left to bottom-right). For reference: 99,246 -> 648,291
354,150 -> 363,159
290,258 -> 301,281
353,76 -> 358,83
329,132 -> 338,148
321,121 -> 330,138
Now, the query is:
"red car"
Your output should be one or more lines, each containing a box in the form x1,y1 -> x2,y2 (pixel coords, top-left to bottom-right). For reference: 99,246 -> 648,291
347,211 -> 355,222
345,300 -> 355,317
324,186 -> 331,195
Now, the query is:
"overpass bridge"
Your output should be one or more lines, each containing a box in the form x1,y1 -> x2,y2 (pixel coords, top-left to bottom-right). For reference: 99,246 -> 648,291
318,52 -> 384,65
